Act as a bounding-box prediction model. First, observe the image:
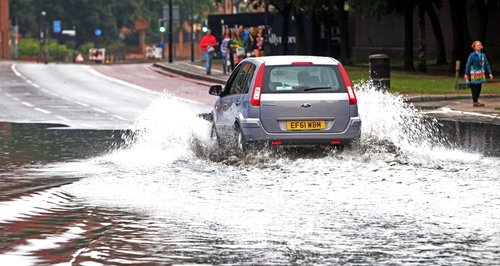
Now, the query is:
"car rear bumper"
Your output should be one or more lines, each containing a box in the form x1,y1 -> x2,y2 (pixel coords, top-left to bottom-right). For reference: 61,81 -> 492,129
240,117 -> 361,145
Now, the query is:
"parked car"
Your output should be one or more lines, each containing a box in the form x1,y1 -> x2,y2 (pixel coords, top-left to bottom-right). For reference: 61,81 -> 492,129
208,56 -> 361,151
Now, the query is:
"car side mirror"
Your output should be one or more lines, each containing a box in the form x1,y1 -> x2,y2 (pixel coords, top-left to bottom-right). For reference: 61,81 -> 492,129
209,85 -> 223,96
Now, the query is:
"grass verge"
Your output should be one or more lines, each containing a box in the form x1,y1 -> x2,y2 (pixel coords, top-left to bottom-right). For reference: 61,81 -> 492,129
345,66 -> 499,95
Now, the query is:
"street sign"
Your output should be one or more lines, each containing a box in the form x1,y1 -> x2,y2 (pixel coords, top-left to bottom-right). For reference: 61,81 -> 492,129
62,30 -> 76,37
162,5 -> 180,22
95,28 -> 102,37
53,20 -> 61,33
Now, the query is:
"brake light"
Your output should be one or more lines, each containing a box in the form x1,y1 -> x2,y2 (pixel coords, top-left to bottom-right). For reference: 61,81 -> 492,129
291,62 -> 313,65
338,63 -> 357,105
271,141 -> 283,145
251,63 -> 265,106
330,141 -> 341,145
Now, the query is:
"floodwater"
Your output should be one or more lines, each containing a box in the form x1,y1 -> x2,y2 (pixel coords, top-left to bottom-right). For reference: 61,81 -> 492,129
0,89 -> 499,265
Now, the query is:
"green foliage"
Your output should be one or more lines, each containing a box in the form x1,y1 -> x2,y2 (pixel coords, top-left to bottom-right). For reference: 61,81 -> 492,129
77,42 -> 95,55
18,38 -> 40,58
47,41 -> 71,61
10,0 -> 217,48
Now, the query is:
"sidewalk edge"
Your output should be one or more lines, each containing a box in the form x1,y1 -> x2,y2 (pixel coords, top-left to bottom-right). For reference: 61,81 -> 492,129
152,63 -> 226,85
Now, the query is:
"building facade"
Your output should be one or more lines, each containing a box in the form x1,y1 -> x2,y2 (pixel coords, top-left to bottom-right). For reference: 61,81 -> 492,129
350,1 -> 500,63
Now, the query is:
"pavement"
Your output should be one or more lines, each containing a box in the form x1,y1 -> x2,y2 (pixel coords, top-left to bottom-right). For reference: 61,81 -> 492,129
153,60 -> 500,125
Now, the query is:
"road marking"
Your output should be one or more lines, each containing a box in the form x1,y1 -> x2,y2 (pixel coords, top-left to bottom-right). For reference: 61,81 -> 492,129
41,88 -> 50,93
31,83 -> 41,89
34,107 -> 51,114
86,66 -> 159,96
427,107 -> 499,119
75,101 -> 90,107
21,102 -> 34,107
92,107 -> 107,114
54,115 -> 69,121
112,115 -> 128,121
11,64 -> 22,77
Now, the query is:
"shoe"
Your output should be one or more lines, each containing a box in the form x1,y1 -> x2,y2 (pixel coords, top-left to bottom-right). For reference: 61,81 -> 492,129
473,102 -> 484,107
477,102 -> 485,107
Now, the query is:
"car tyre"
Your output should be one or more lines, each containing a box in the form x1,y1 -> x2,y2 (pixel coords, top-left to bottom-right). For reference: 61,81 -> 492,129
236,128 -> 249,153
211,125 -> 222,147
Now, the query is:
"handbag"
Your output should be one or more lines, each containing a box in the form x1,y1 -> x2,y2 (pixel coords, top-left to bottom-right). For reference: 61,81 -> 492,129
207,46 -> 215,53
236,47 -> 245,57
470,54 -> 486,84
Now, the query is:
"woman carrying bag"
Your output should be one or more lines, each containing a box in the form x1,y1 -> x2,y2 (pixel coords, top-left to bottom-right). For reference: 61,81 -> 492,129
464,40 -> 494,107
200,29 -> 217,75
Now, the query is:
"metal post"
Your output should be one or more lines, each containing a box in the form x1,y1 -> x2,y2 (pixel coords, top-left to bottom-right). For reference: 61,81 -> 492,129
190,0 -> 194,62
264,0 -> 270,56
168,0 -> 173,63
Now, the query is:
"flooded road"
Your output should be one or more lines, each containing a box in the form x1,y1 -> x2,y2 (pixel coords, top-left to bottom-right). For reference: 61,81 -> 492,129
1,89 -> 499,265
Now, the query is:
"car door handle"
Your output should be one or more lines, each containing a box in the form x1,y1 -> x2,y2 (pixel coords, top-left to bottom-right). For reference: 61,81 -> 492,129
234,101 -> 241,106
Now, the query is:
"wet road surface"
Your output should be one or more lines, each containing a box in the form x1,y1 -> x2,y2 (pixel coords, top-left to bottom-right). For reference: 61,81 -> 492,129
0,62 -> 499,265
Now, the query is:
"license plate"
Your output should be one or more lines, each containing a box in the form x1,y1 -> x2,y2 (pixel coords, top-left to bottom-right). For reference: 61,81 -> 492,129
286,120 -> 326,131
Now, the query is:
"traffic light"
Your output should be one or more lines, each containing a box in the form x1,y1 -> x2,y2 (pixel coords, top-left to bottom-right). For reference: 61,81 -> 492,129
158,19 -> 167,33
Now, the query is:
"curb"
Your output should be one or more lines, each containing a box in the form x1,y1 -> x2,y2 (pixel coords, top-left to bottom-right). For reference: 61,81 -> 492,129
405,94 -> 499,103
153,62 -> 226,85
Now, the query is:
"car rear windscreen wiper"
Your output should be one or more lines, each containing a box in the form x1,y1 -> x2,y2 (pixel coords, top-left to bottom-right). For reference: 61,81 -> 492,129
303,87 -> 332,91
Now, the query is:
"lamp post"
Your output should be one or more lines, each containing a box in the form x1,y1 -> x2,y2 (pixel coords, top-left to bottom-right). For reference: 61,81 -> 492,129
168,0 -> 173,63
190,0 -> 194,62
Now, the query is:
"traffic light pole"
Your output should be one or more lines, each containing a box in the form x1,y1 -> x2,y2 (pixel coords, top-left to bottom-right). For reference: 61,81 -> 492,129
168,0 -> 173,63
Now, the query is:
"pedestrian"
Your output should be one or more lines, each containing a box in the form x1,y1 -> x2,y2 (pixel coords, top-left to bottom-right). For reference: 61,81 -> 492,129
231,30 -> 246,66
220,27 -> 232,74
465,40 -> 494,107
238,25 -> 251,56
248,27 -> 256,56
253,26 -> 265,57
200,29 -> 217,75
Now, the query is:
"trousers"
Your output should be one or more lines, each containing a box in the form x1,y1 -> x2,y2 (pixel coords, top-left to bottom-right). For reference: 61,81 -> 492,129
470,83 -> 482,103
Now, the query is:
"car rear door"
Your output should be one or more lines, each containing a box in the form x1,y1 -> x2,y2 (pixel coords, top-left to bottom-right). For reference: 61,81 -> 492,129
259,64 -> 351,133
216,62 -> 256,138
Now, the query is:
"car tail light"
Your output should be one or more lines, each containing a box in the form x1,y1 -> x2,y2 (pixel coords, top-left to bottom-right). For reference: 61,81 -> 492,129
251,63 -> 265,106
330,141 -> 341,145
271,141 -> 283,145
291,62 -> 313,65
338,63 -> 357,105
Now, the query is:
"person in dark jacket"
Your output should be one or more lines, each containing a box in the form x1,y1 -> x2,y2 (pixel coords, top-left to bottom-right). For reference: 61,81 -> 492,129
464,40 -> 493,107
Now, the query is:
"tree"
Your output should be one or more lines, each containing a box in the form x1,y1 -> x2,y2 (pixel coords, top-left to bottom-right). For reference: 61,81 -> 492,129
421,0 -> 447,65
449,0 -> 469,73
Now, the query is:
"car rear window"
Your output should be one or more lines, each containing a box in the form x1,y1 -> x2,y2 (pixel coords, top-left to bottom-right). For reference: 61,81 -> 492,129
262,65 -> 346,93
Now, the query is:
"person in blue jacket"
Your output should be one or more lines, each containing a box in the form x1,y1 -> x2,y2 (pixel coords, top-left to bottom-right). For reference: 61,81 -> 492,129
464,40 -> 494,107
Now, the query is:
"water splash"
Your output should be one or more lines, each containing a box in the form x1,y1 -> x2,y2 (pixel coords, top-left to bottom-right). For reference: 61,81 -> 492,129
354,81 -> 481,163
103,94 -> 213,168
100,86 -> 481,168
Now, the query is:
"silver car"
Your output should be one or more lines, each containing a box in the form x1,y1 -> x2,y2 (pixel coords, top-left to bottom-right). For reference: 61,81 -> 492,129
208,56 -> 361,151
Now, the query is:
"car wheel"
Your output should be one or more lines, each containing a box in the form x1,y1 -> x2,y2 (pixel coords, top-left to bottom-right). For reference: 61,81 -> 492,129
211,125 -> 222,146
236,128 -> 249,152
